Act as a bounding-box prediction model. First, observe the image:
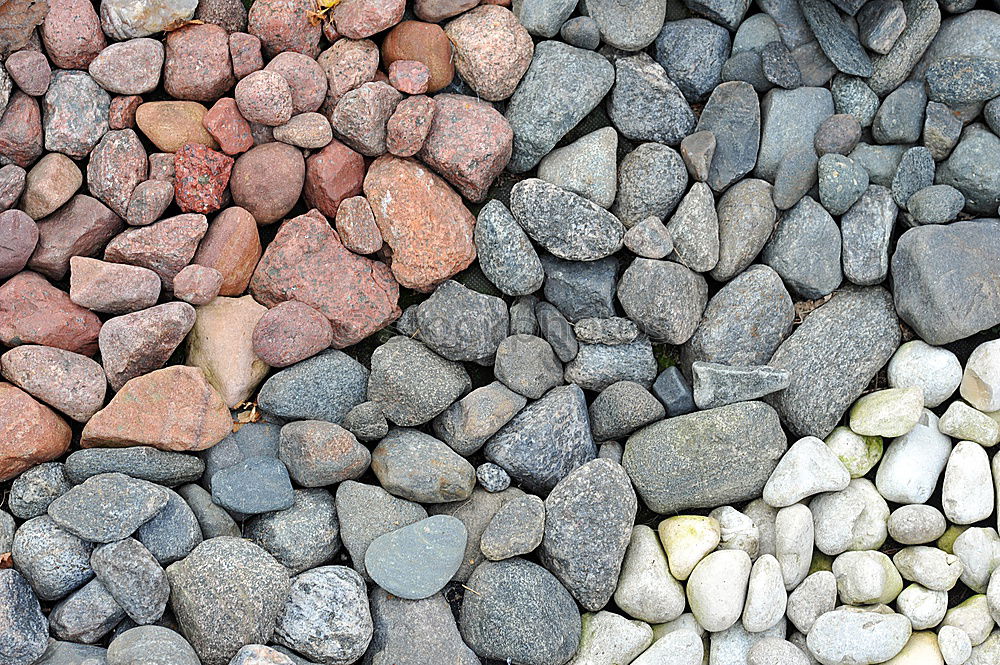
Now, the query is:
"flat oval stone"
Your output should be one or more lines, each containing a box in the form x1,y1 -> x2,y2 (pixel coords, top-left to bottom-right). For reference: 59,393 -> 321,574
365,515 -> 467,600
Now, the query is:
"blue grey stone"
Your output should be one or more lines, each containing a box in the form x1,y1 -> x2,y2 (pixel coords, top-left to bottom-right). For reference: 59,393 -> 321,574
695,81 -> 761,192
107,626 -> 200,665
906,184 -> 965,225
762,40 -> 802,89
475,200 -> 544,297
65,447 -> 204,488
176,483 -> 240,540
536,127 -> 619,209
692,362 -> 792,409
607,53 -> 695,146
136,488 -> 203,565
722,50 -> 771,94
433,381 -> 527,456
415,280 -> 508,364
559,16 -> 601,49
756,86 -> 834,182
849,142 -> 908,187
495,334 -> 563,400
9,462 -> 71,519
872,81 -> 926,145
840,185 -> 897,286
372,428 -> 476,503
367,589 -> 479,665
91,538 -> 169,626
573,317 -> 639,346
818,153 -> 869,215
799,0 -> 873,76
535,301 -> 578,363
587,0 -> 665,50
762,196 -> 842,299
937,123 -> 1000,215
210,456 -> 294,515
0,509 -> 12,552
926,56 -> 1000,106
613,142 -> 689,227
654,18 -> 732,102
49,579 -> 125,644
732,13 -> 781,55
540,254 -> 618,322
245,488 -> 340,574
11,517 -> 95,602
340,401 -> 388,443
512,0 -> 577,37
365,515 -> 467,600
858,0 -> 906,54
0,569 -> 48,665
200,420 -> 281,489
867,0 -> 941,97
257,349 -> 368,424
683,0 -> 750,30
891,146 -> 935,209
618,258 -> 708,345
651,366 -> 697,417
476,462 -> 512,493
758,0 -> 813,48
831,74 -> 879,127
563,337 -> 658,391
772,147 -> 818,211
923,101 -> 963,161
510,295 -> 539,337
48,472 -> 169,544
589,380 -> 665,442
480,494 -> 545,561
335,481 -> 427,579
32,641 -> 108,665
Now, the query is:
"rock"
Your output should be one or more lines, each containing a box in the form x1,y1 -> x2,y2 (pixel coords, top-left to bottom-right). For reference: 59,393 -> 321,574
0,209 -> 35,281
563,337 -> 657,391
849,387 -> 924,437
888,505 -> 947,546
7,462 -> 70,520
840,185 -> 896,287
963,340 -> 1000,413
618,258 -> 707,345
4,52 -> 49,98
252,302 -> 333,369
772,148 -> 818,211
807,610 -> 911,665
476,463 -> 510,493
11,515 -> 93,602
0,384 -> 71,483
624,217 -> 673,259
762,196 -> 842,299
815,114 -> 862,157
162,24 -> 234,103
654,18 -> 730,103
90,538 -> 168,625
372,428 -> 475,503
825,426 -> 883,479
695,81 -> 760,192
613,524 -> 685,623
590,381 -> 664,441
872,82 -> 926,145
335,481 -> 427,578
664,182 -> 719,273
278,420 -> 369,487
494,335 -> 562,400
570,611 -> 653,665
99,302 -> 196,391
535,301 -> 578,362
536,127 -> 617,209
480,493 -> 544,560
135,101 -> 218,153
923,101 -> 962,162
367,589 -> 479,665
368,337 -> 469,426
891,221 -> 1000,344
475,200 -> 544,296
539,254 -> 617,323
937,125 -> 1000,215
230,142 -> 305,225
0,93 -> 43,168
943,440 -> 994,525
387,60 -> 430,95
103,213 -> 207,289
432,381 -> 526,456
173,264 -> 222,305
763,436 -> 851,508
623,401 -> 787,513
21,153 -> 82,221
613,142 -> 689,228
244,488 -> 340,574
210,455 -> 295,515
608,53 -> 695,146
88,39 -> 163,96
340,402 -> 389,444
177,484 -> 240,540
381,21 -> 452,93
686,550 -> 752,632
125,179 -> 175,227
651,367 -> 697,418
202,97 -> 254,156
134,488 -> 202,565
385,95 -> 435,157
680,130 -> 716,183
0,345 -> 104,422
0,271 -> 102,355
875,410 -> 951,504
173,144 -> 233,215
39,0 -> 105,69
365,515 -> 467,600
47,472 -> 168,543
756,86 -> 834,182
926,56 -> 1000,106
415,280 -> 507,364
30,194 -> 124,282
811,478 -> 890,554
907,185 -> 964,225
272,113 -> 332,150
786,570 -> 836,633
692,362 -> 791,410
444,6 -> 532,102
818,154 -> 868,216
0,569 -> 50,665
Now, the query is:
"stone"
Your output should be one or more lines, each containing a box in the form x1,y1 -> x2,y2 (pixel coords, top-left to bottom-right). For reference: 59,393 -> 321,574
840,185 -> 896,287
772,148 -> 818,211
415,280 -> 508,364
875,410 -> 951,504
888,505 -> 947,546
0,93 -> 43,168
695,81 -> 760,192
372,428 -> 475,503
173,144 -> 233,215
444,6 -> 532,102
0,569 -> 48,665
762,40 -> 803,89
7,462 -> 70,520
177,484 -> 239,540
272,113 -> 332,150
940,626 -> 973,665
613,142 -> 689,228
893,546 -> 963,591
590,381 -> 664,441
937,124 -> 1000,215
335,481 -> 427,578
91,538 -> 169,625
762,195 -> 842,298
0,384 -> 70,483
234,71 -> 292,128
278,420 -> 369,487
103,213 -> 207,290
135,101 -> 218,153
608,53 -> 695,146
21,153 -> 82,220
618,258 -> 707,345
775,503 -> 815,589
849,387 -> 924,438
559,16 -> 601,49
29,195 -> 124,284
202,97 -> 253,156
963,340 -> 1000,413
5,52 -> 49,98
229,142 -> 305,225
494,335 -> 562,400
540,254 -> 617,323
0,208 -> 34,281
134,488 -> 202,565
654,18 -> 730,103
535,301 -> 578,363
811,478 -> 890,555
569,612 -> 653,665
479,493 -> 544,560
833,550 -> 904,604
623,401 -> 787,513
686,550 -> 752,632
365,515 -> 467,600
98,301 -> 195,391
47,472 -> 168,543
786,570 -> 836,633
923,101 -> 962,162
807,610 -> 911,665
475,200 -> 544,296
0,345 -> 104,422
163,24 -> 234,102
664,182 -> 719,272
763,436 -> 851,508
742,554 -> 787,633
476,463 -> 511,493
342,402 -> 389,444
892,146 -> 935,211
88,39 -> 163,96
11,514 -> 93,602
185,295 -> 267,407
825,426 -> 883,479
815,114 -> 862,157
536,127 -> 617,209
385,95 -> 435,157
692,362 -> 792,410
42,70 -> 111,158
433,381 -> 527,456
252,302 -> 333,369
300,141 -> 361,219
756,86 -> 834,182
173,265 -> 222,306
366,589 -> 479,665
387,60 -> 429,95
244,489 -> 340,574
649,367 -> 696,418
563,337 -> 658,392
633,630 -> 704,665
124,180 -> 174,227
0,271 -> 101,355
368,337 -> 470,426
907,185 -> 965,225
818,153 -> 869,216
943,441 -> 995,524
613,525 -> 685,623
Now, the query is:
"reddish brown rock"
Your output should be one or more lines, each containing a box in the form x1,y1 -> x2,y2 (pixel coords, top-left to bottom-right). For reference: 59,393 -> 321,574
0,164 -> 27,213
386,95 -> 435,157
335,196 -> 383,254
317,38 -> 380,112
0,271 -> 102,356
388,60 -> 430,94
418,94 -> 512,202
330,81 -> 402,156
103,213 -> 208,289
279,420 -> 370,486
81,365 -> 232,452
192,206 -> 261,296
203,97 -> 254,155
135,101 -> 219,153
109,95 -> 143,130
414,0 -> 478,21
445,5 -> 533,101
1,345 -> 107,422
99,301 -> 197,391
234,70 -> 293,126
186,295 -> 269,407
29,195 -> 125,281
0,210 -> 37,280
21,152 -> 82,220
163,24 -> 235,103
41,0 -> 106,70
0,92 -> 44,168
323,18 -> 341,42
126,179 -> 174,226
363,155 -> 476,290
0,383 -> 72,482
195,0 -> 249,33
173,264 -> 223,305
87,38 -> 164,95
252,300 -> 334,368
69,256 -> 161,314
272,112 -> 333,149
230,142 -> 305,225
250,210 -> 401,347
333,0 -> 406,39
147,153 -> 176,181
229,32 -> 264,80
263,51 -> 328,114
173,143 -> 234,214
248,0 -> 323,58
86,129 -> 148,217
5,50 -> 51,97
382,21 -> 454,92
303,139 -> 365,217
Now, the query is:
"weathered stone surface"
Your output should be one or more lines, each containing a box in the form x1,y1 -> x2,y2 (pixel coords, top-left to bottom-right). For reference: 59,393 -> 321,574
0,345 -> 105,422
99,301 -> 195,391
0,271 -> 102,356
608,53 -> 695,146
257,350 -> 369,424
87,130 -> 148,218
367,588 -> 479,665
42,71 -> 110,159
136,101 -> 219,153
695,81 -> 760,192
0,569 -> 48,665
0,384 -> 72,483
30,194 -> 125,282
103,213 -> 207,289
69,257 -> 161,315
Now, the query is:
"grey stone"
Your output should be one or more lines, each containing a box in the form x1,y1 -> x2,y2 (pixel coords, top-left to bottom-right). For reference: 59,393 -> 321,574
762,41 -> 802,89
33,642 -> 109,665
176,483 -> 240,540
695,82 -> 760,193
245,489 -> 340,574
747,638 -> 810,665
772,148 -> 818,211
48,473 -> 169,544
762,196 -> 843,299
891,220 -> 1000,344
368,336 -> 471,427
365,515 -> 467,600
258,349 -> 368,424
654,18 -> 732,103
692,362 -> 791,409
652,366 -> 697,417
607,53 -> 695,146
613,142 -> 689,227
481,494 -> 545,560
273,566 -> 372,665
415,280 -> 508,364
395,305 -> 418,336
107,626 -> 199,665
709,621 -> 786,664
229,645 -> 296,665
433,381 -> 527,456
428,487 -> 523,582
564,337 -> 658,391
50,578 -> 125,644
841,185 -> 897,286
927,56 -> 1000,106
513,0 -> 577,37
335,481 -> 427,579
475,200 -> 545,297
850,142 -> 909,187
831,74 -> 879,127
510,295 -> 538,336
459,558 -> 581,665
622,401 -> 787,513
372,428 -> 475,503
618,258 -> 708,344
65,448 -> 203,488
598,442 -> 624,464
0,509 -> 12,552
684,0 -> 750,29
476,462 -> 511,492
799,0 -> 873,76
210,456 -> 295,516
201,420 -> 281,489
42,71 -> 110,159
91,538 -> 169,625
892,146 -> 935,209
758,0 -> 813,48
535,301 -> 578,363
923,101 -> 963,162
505,41 -> 615,172
867,0 -> 941,97
858,0 -> 906,54
722,50 -> 771,94
806,611 -> 911,665
536,127 -> 618,209
167,537 -> 291,665
541,459 -> 636,611
818,153 -> 869,215
9,462 -> 71,519
872,81 -> 926,145
484,384 -> 596,494
814,114 -> 862,157
509,178 -> 624,261
665,182 -> 719,272
540,254 -> 617,322
136,488 -> 203,565
680,130 -> 716,183
682,264 -> 795,374
986,97 -> 1000,136
732,13 -> 781,55
792,39 -> 838,86
766,286 -> 901,438
560,16 -> 601,50
365,589 -> 479,665
906,185 -> 964,225
588,0 -> 665,50
937,123 -> 1000,215
0,569 -> 48,665
340,401 -> 388,444
494,334 -> 563,399
756,86 -> 835,182
574,317 -> 640,345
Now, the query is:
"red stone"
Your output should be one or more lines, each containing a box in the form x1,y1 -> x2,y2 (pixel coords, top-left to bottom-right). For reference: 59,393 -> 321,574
148,153 -> 176,182
0,210 -> 38,281
249,210 -> 401,347
264,51 -> 328,114
29,195 -> 125,281
229,32 -> 264,80
252,300 -> 334,367
303,139 -> 365,218
0,383 -> 72,482
0,164 -> 26,213
0,92 -> 43,168
248,0 -> 322,58
173,264 -> 223,305
203,97 -> 254,155
87,129 -> 149,217
99,301 -> 197,391
164,24 -> 235,103
69,256 -> 161,314
335,196 -> 383,254
40,0 -> 106,70
363,155 -> 476,291
192,206 -> 262,296
0,345 -> 107,422
103,213 -> 209,289
5,50 -> 51,97
109,95 -> 143,130
388,60 -> 430,94
445,5 -> 533,102
382,21 -> 454,93
414,0 -> 477,24
317,38 -> 380,112
386,95 -> 435,157
0,271 -> 102,356
174,143 -> 235,214
230,142 -> 305,225
234,70 -> 293,126
333,0 -> 406,39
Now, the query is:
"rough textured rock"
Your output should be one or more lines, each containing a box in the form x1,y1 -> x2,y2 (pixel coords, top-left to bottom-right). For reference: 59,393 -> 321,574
0,383 -> 72,483
0,271 -> 102,356
0,345 -> 106,422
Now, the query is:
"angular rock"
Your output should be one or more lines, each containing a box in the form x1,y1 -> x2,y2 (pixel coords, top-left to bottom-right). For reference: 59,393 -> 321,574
42,71 -> 110,159
692,362 -> 791,410
762,196 -> 842,299
756,86 -> 834,182
613,142 -> 689,228
0,569 -> 48,665
69,257 -> 160,315
99,301 -> 195,391
607,53 -> 695,146
0,345 -> 105,422
695,81 -> 760,192
30,194 -> 124,282
48,472 -> 168,544
0,271 -> 102,356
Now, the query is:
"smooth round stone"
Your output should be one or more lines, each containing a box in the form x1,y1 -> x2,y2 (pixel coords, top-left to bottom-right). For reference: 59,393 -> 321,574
742,554 -> 787,633
91,538 -> 169,625
786,570 -> 836,634
47,473 -> 169,544
888,341 -> 962,408
849,387 -> 924,437
278,420 -> 370,487
962,339 -> 1000,413
888,505 -> 947,545
952,528 -> 1000,593
807,610 -> 911,665
614,525 -> 685,624
686,550 -> 752,632
939,625 -> 972,665
11,516 -> 94,602
210,456 -> 295,516
572,611 -> 652,665
942,441 -> 994,525
107,625 -> 200,665
710,505 -> 760,558
810,478 -> 889,556
657,515 -> 721,581
896,584 -> 948,631
815,113 -> 862,156
941,594 -> 993,647
906,185 -> 965,225
244,488 -> 340,574
480,494 -> 545,562
832,550 -> 903,605
475,463 -> 511,493
938,401 -> 999,447
762,436 -> 851,508
372,428 -> 476,503
824,426 -> 882,478
135,488 -> 202,565
365,515 -> 468,600
780,503 -> 816,590
893,546 -> 963,591
0,569 -> 48,665
875,410 -> 951,504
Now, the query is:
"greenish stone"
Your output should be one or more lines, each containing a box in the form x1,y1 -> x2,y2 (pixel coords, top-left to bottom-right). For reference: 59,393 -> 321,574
848,387 -> 923,437
825,426 -> 883,478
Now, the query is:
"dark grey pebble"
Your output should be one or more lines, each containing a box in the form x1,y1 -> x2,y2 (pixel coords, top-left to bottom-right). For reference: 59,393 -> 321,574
65,447 -> 204,487
9,462 -> 71,519
210,456 -> 295,516
0,569 -> 48,665
135,488 -> 203,565
539,254 -> 618,323
48,473 -> 169,544
651,366 -> 697,417
91,538 -> 169,626
414,280 -> 509,364
49,579 -> 125,644
244,488 -> 341,574
257,349 -> 368,424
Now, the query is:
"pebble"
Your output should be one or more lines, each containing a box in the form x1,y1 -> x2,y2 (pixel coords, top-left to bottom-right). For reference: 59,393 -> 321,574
48,472 -> 168,543
278,420 -> 369,487
756,86 -> 834,182
664,182 -> 719,272
618,258 -> 707,345
653,366 -> 694,415
203,98 -> 253,156
858,0 -> 906,54
99,301 -> 196,391
125,180 -> 173,228
476,462 -> 511,492
494,334 -> 562,399
332,196 -> 381,255
938,401 -> 1000,447
940,625 -> 973,665
680,130 -> 717,184
367,588 -> 478,665
873,81 -> 926,145
818,153 -> 869,216
786,570 -> 836,633
692,362 -> 792,410
806,610 -> 911,665
335,480 -> 427,578
841,184 -> 896,287
432,381 -> 526,456
876,410 -> 951,504
763,436 -> 851,507
952,528 -> 1000,594
608,53 -> 695,146
0,165 -> 28,216
537,127 -> 617,209
445,6 -> 532,101
91,538 -> 169,625
230,142 -> 305,225
247,0 -> 321,58
888,505 -> 947,545
686,550 -> 752,632
475,200 -> 544,296
40,0 -> 106,69
415,280 -> 508,364
762,196 -> 842,299
963,340 -> 1000,412
762,40 -> 802,89
535,301 -> 578,362
387,60 -> 429,95
162,24 -> 234,104
894,546 -> 963,591
0,271 -> 102,355
927,56 -> 1000,106
613,142 -> 689,228
177,484 -> 240,540
245,489 -> 340,574
831,74 -> 880,127
5,51 -> 49,98
892,146 -> 936,209
69,257 -> 159,314
7,462 -> 70,519
691,83 -> 760,192
849,387 -> 924,438
11,514 -> 94,601
0,345 -> 106,422
540,254 -> 617,322
589,381 -> 664,441
173,264 -> 222,306
896,584 -> 948,631
373,428 -> 475,503
906,185 -> 964,225
833,550 -> 903,604
560,16 -> 601,49
571,611 -> 653,664
368,336 -> 470,426
365,515 -> 466,600
135,488 -> 202,565
381,21 -> 453,93
103,212 -> 208,290
251,302 -> 333,369
654,18 -> 730,103
0,93 -> 43,168
613,525 -> 685,623
0,383 -> 72,483
812,478 -> 889,555
743,554 -> 787,632
923,101 -> 962,162
0,569 -> 54,665
234,71 -> 293,128
21,152 -> 82,221
211,455 -> 295,515
824,426 -> 883,478
386,95 -> 435,157
88,38 -> 163,96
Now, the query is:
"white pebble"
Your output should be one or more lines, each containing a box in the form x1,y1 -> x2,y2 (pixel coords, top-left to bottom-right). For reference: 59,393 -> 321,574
849,387 -> 925,437
631,629 -> 703,665
832,550 -> 902,605
710,505 -> 760,558
952,527 -> 1000,593
888,340 -> 962,408
939,624 -> 973,665
569,610 -> 652,665
962,340 -> 1000,412
614,525 -> 685,624
893,546 -> 964,591
763,436 -> 851,508
657,515 -> 720,581
938,401 -> 1000,447
888,505 -> 947,545
744,499 -> 778,558
686,550 -> 752,632
775,504 -> 814,591
896,583 -> 949,630
786,570 -> 836,634
886,631 -> 944,665
825,425 -> 883,478
876,410 -> 952,504
942,441 -> 994,525
748,637 -> 811,665
811,478 -> 889,556
806,609 -> 911,665
742,554 -> 787,633
940,595 -> 995,647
